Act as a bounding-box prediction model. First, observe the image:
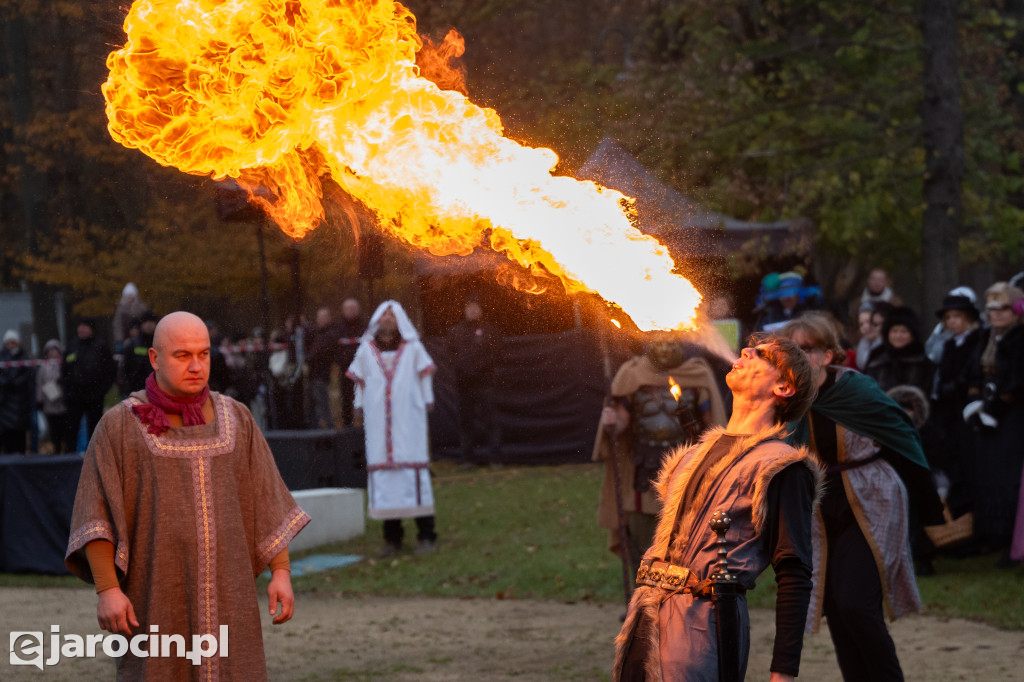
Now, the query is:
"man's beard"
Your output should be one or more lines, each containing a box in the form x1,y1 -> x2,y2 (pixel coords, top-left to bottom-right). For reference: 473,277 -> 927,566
375,329 -> 401,350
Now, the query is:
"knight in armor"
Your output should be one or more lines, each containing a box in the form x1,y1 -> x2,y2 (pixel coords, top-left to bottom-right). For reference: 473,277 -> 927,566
594,334 -> 727,579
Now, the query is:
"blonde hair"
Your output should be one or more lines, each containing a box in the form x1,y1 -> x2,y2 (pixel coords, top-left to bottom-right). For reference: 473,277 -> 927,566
777,311 -> 848,364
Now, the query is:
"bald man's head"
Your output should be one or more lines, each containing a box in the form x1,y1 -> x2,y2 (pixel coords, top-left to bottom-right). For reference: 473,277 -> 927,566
149,311 -> 211,397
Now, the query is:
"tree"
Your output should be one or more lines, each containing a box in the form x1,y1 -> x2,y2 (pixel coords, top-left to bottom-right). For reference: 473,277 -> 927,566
920,0 -> 964,314
413,0 -> 1024,308
1,1 -> 396,336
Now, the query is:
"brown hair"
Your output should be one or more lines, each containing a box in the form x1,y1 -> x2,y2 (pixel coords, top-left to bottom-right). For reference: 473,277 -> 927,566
748,334 -> 818,424
778,311 -> 848,365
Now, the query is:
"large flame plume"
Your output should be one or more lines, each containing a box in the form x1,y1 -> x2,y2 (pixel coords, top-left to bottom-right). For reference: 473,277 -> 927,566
103,0 -> 701,330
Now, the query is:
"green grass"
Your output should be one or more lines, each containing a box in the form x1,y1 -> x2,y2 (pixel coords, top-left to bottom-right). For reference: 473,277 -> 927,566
6,461 -> 1021,631
289,460 -> 1024,630
290,461 -> 623,604
746,553 -> 1024,630
916,553 -> 1024,629
0,573 -> 84,589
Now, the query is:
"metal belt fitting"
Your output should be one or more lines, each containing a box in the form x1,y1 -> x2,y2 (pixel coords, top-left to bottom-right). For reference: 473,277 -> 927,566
635,558 -> 692,591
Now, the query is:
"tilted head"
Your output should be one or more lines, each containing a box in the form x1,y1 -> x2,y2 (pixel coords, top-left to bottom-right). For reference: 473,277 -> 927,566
727,335 -> 816,424
858,307 -> 880,341
149,311 -> 210,398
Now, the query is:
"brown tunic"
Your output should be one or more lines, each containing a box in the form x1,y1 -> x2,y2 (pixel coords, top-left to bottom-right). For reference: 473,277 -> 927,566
65,392 -> 310,681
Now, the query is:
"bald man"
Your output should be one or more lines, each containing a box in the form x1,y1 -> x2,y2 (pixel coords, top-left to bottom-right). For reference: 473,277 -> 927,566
66,312 -> 310,681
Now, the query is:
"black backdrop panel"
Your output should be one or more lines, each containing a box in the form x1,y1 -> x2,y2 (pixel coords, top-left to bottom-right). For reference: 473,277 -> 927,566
425,328 -> 613,464
264,427 -> 367,490
0,454 -> 84,574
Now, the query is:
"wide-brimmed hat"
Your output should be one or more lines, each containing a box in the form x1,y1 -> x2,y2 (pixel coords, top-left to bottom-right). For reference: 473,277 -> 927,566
935,294 -> 979,321
984,282 -> 1024,310
775,271 -> 804,299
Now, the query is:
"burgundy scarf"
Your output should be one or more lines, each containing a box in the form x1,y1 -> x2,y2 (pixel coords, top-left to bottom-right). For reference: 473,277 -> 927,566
131,373 -> 210,435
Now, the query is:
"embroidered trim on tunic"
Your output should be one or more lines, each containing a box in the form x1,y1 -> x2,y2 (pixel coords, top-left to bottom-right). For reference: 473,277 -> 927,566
418,363 -> 436,377
371,342 -> 406,464
366,461 -> 431,472
190,456 -> 219,682
127,393 -> 236,458
368,504 -> 435,521
67,520 -> 113,551
65,520 -> 130,574
258,506 -> 312,569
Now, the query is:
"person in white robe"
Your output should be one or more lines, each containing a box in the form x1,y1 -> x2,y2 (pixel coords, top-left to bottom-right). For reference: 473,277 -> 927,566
347,301 -> 438,556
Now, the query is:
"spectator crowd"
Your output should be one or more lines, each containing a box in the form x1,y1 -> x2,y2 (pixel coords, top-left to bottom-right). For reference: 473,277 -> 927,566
746,267 -> 1024,570
0,286 -> 369,456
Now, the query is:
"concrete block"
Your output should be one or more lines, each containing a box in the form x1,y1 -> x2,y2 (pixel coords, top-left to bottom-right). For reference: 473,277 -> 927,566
288,488 -> 365,553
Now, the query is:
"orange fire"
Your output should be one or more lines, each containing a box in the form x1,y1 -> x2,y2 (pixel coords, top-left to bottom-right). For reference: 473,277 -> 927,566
668,376 -> 682,402
103,0 -> 702,330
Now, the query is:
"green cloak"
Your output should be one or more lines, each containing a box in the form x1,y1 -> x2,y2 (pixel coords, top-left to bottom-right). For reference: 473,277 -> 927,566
786,368 -> 929,469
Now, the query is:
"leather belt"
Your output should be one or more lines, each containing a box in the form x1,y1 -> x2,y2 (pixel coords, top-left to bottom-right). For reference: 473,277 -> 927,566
635,558 -> 746,598
636,558 -> 702,593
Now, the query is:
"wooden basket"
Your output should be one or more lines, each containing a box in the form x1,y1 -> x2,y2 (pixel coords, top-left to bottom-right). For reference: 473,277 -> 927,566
924,505 -> 974,548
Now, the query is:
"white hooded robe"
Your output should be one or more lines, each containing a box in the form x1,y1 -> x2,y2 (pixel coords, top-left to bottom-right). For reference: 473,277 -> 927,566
346,301 -> 436,519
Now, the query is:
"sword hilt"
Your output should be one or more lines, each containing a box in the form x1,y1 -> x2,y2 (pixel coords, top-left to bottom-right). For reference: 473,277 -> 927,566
710,510 -> 740,682
710,510 -> 736,583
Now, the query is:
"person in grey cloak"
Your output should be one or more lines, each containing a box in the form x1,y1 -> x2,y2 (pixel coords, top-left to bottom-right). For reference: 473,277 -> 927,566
613,336 -> 822,682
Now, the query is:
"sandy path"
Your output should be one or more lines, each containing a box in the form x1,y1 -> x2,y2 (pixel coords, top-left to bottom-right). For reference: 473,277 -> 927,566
2,587 -> 1021,680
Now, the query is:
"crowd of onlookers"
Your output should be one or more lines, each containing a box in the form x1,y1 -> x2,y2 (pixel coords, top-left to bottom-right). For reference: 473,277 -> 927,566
746,267 -> 1024,569
0,283 -> 369,456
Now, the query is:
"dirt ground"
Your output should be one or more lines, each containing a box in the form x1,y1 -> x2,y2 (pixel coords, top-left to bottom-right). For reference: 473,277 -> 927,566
2,587 -> 1022,680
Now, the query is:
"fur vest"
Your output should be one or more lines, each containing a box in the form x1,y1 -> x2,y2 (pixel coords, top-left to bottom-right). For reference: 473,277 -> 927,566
613,424 -> 824,681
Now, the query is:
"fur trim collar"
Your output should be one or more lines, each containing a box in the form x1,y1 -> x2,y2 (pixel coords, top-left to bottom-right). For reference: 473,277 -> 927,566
650,424 -> 794,561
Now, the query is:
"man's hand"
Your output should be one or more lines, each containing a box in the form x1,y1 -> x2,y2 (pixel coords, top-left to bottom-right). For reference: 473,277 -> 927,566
769,673 -> 795,682
97,587 -> 139,636
426,402 -> 434,413
353,408 -> 363,427
267,569 -> 295,625
601,404 -> 629,435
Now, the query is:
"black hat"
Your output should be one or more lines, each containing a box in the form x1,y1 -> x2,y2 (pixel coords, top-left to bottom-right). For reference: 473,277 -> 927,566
934,294 -> 979,321
78,316 -> 96,330
882,306 -> 922,343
